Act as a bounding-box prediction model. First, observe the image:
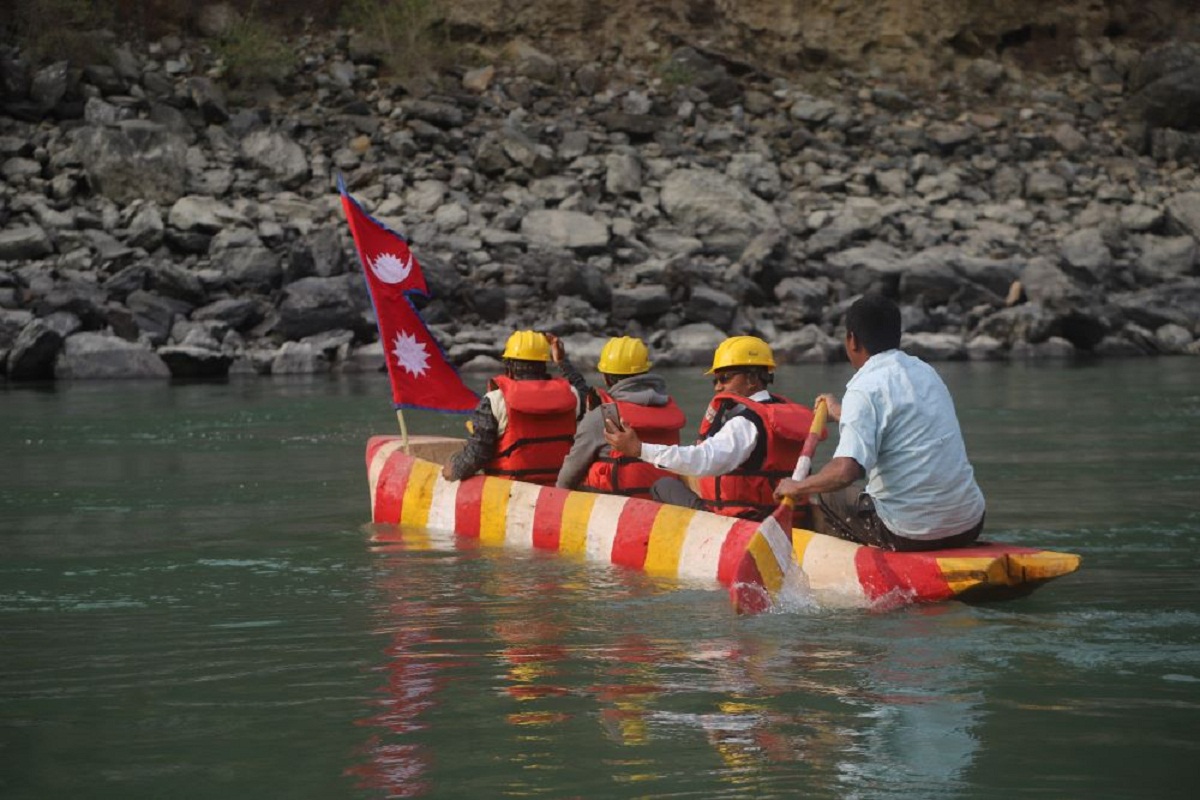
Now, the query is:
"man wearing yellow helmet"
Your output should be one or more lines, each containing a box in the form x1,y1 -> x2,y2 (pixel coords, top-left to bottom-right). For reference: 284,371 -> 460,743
604,335 -> 820,521
556,337 -> 686,498
443,330 -> 589,485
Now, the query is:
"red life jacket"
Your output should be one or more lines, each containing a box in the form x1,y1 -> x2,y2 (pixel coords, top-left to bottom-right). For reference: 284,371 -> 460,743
696,392 -> 815,520
583,388 -> 687,498
485,375 -> 578,485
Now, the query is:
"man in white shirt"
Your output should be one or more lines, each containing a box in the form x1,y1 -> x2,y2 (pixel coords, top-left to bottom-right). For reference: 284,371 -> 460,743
604,336 -> 817,521
775,294 -> 986,551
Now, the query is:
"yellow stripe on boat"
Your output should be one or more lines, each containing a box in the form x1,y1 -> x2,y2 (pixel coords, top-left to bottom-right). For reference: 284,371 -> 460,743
1008,551 -> 1082,582
791,528 -> 816,567
479,477 -> 511,545
936,555 -> 1014,594
400,458 -> 439,530
559,491 -> 598,556
644,505 -> 696,577
937,550 -> 1082,595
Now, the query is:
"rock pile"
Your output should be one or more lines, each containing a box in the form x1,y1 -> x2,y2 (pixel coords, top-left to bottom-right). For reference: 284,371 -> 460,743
2,25 -> 1199,382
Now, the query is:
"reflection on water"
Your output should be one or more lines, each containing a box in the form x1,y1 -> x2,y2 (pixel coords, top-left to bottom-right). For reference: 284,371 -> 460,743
354,527 -> 993,798
3,362 -> 1199,800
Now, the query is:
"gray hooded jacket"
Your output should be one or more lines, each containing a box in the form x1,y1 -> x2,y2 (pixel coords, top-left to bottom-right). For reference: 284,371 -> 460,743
555,372 -> 676,490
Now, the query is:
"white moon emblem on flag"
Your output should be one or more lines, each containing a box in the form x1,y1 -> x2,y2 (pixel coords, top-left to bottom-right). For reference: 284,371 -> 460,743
391,331 -> 431,376
372,251 -> 413,284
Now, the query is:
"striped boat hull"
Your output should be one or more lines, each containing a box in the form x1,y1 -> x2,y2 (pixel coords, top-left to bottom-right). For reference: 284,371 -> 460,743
366,436 -> 1081,610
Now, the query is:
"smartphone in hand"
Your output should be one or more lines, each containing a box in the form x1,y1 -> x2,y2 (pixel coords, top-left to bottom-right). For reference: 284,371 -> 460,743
600,402 -> 624,431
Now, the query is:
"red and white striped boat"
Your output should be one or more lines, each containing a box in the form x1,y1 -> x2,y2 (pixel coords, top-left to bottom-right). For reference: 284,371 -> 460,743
365,435 -> 1081,612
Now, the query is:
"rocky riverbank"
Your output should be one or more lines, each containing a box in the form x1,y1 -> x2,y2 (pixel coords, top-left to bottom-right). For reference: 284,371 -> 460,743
2,7 -> 1200,382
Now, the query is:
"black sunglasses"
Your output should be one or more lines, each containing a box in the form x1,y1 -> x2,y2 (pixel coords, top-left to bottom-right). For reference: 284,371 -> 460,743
712,370 -> 749,387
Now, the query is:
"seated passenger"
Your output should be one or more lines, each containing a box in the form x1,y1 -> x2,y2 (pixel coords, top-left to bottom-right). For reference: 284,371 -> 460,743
556,336 -> 685,498
604,336 -> 818,521
443,330 -> 587,485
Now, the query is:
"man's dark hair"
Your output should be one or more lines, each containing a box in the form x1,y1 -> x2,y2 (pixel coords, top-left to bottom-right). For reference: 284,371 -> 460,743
845,294 -> 902,355
506,359 -> 549,380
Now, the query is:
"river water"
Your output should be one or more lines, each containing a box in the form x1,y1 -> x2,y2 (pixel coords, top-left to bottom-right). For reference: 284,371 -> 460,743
2,359 -> 1198,799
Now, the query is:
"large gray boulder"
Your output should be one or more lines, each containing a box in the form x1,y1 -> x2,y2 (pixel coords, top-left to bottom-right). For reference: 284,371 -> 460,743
276,275 -> 365,339
54,332 -> 170,379
69,121 -> 188,205
240,129 -> 310,189
520,210 -> 610,253
660,167 -> 780,255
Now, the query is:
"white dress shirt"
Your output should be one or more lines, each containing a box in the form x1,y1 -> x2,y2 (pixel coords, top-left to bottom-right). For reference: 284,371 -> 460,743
639,390 -> 770,476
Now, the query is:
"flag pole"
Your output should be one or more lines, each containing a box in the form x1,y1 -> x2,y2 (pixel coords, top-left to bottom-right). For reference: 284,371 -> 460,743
396,408 -> 410,453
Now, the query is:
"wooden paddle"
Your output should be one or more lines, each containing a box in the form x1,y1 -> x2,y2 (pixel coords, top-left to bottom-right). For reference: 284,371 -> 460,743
730,397 -> 829,614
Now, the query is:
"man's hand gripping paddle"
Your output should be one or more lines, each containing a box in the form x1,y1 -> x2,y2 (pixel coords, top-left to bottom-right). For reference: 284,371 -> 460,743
730,398 -> 829,614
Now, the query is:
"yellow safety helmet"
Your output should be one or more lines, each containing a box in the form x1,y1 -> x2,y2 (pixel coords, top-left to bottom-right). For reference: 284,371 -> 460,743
501,330 -> 551,362
707,335 -> 775,374
597,336 -> 651,376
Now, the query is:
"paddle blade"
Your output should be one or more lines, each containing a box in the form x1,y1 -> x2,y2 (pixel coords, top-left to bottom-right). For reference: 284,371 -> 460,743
730,501 -> 795,614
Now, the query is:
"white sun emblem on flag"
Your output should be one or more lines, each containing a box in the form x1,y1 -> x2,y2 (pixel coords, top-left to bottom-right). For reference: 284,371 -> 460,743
391,331 -> 431,376
371,251 -> 413,284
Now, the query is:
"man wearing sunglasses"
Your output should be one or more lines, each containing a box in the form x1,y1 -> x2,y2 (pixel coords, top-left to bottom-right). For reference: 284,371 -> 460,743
604,335 -> 819,521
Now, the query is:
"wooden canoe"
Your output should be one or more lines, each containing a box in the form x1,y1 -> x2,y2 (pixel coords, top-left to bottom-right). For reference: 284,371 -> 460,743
365,435 -> 1081,612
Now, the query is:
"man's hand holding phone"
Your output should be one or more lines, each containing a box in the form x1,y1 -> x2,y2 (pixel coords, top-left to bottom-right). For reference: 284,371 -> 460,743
600,402 -> 624,432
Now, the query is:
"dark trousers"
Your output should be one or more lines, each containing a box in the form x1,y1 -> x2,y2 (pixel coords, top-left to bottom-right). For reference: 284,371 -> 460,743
813,487 -> 984,552
650,478 -> 810,525
650,477 -> 708,511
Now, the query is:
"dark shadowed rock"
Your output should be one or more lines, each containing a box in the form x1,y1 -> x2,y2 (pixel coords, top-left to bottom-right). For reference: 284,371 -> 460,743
127,289 -> 193,345
611,286 -> 672,323
1126,43 -> 1200,133
0,226 -> 53,260
1111,279 -> 1200,330
158,345 -> 233,378
595,111 -> 666,140
6,319 -> 62,380
686,285 -> 739,330
774,277 -> 831,322
186,76 -> 229,124
192,297 -> 265,331
276,276 -> 364,339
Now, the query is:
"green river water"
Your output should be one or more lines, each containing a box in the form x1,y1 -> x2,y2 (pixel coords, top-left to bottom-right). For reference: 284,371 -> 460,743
2,359 -> 1198,799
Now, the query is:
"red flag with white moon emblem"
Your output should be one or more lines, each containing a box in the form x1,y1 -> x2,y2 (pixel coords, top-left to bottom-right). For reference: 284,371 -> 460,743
339,177 -> 478,412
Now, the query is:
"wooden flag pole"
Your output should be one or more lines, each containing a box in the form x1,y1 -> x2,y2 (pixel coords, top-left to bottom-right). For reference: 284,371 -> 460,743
396,408 -> 410,453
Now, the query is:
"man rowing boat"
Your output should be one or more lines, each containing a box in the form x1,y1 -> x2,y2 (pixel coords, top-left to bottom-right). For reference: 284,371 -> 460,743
774,294 -> 986,551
